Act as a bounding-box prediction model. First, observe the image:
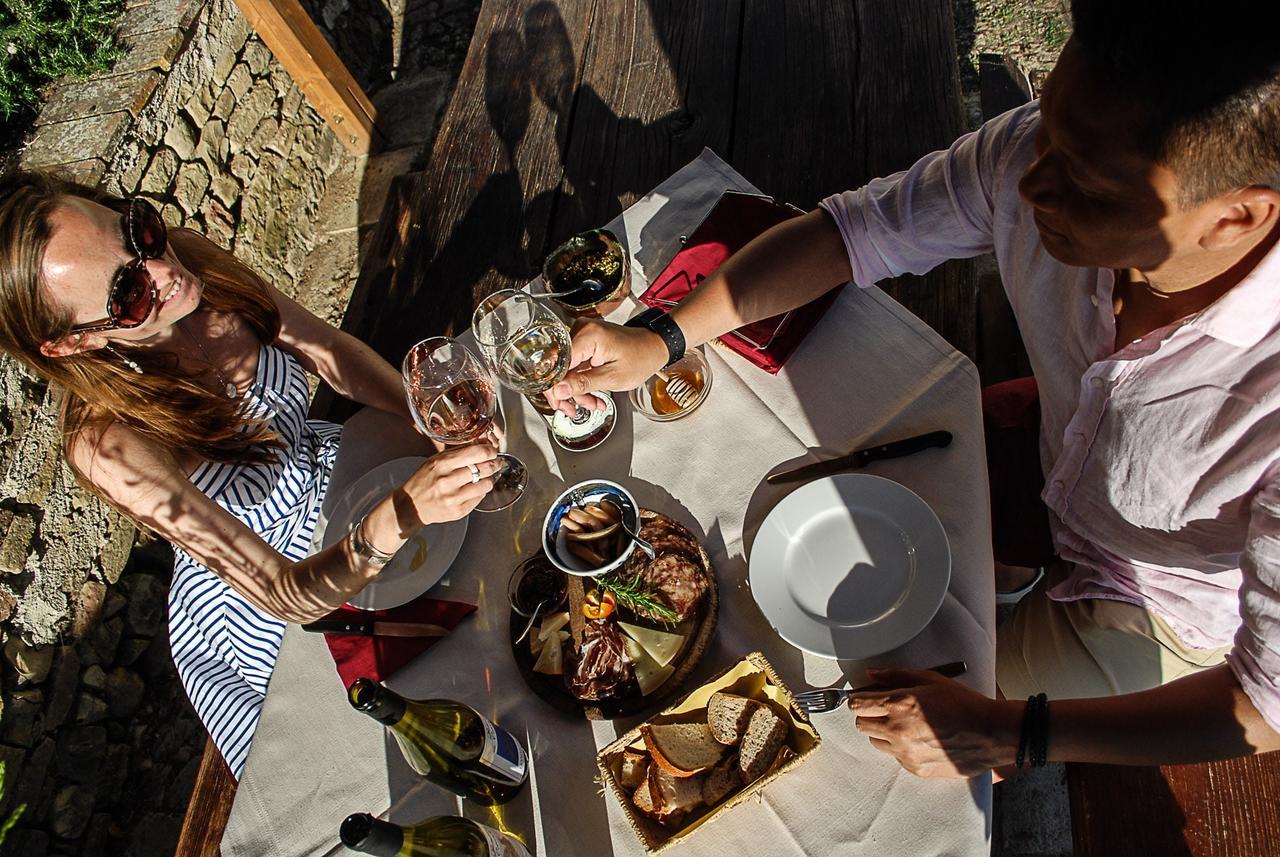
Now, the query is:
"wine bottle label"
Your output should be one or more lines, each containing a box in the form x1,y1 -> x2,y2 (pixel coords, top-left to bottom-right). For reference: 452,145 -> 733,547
478,718 -> 528,786
475,821 -> 533,857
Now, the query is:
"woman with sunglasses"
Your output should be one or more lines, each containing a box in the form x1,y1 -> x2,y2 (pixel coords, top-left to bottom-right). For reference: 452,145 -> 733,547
0,170 -> 502,778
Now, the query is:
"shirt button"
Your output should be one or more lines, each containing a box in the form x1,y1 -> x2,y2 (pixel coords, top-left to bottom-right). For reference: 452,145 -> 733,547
1053,480 -> 1065,489
1090,377 -> 1104,388
1073,431 -> 1086,442
1090,294 -> 1100,307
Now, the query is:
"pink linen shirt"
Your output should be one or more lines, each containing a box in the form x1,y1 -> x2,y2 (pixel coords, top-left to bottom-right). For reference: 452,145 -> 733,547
821,102 -> 1280,730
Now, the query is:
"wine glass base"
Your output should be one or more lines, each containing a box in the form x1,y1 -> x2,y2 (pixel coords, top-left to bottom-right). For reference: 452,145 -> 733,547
475,453 -> 527,512
547,392 -> 616,452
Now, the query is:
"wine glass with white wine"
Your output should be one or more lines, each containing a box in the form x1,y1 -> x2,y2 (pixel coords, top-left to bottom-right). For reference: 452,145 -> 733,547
471,290 -> 573,395
402,336 -> 528,512
473,289 -> 618,451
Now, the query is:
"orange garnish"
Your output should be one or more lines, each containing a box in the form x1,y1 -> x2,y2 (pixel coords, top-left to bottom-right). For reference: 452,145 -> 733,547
582,589 -> 616,620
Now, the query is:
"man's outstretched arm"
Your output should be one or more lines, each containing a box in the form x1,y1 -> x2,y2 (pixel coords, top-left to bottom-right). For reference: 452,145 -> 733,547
548,209 -> 851,408
848,663 -> 1280,779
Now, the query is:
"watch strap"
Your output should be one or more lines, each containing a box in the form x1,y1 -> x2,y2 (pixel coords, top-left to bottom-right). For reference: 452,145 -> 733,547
626,307 -> 686,368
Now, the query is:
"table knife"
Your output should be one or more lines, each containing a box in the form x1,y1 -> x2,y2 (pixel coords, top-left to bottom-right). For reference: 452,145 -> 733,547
301,618 -> 451,637
767,430 -> 953,484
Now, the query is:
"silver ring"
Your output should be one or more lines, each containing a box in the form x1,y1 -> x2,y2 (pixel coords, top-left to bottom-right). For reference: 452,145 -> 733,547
468,463 -> 481,483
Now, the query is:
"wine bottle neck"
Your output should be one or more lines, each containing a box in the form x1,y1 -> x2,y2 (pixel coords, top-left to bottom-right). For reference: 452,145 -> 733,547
348,679 -> 407,726
340,814 -> 405,857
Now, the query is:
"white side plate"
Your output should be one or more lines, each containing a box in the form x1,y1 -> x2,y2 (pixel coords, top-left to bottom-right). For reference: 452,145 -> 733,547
322,456 -> 469,611
749,473 -> 950,659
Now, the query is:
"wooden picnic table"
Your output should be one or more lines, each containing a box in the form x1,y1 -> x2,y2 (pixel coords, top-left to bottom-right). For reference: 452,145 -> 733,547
329,0 -> 974,398
179,1 -> 975,854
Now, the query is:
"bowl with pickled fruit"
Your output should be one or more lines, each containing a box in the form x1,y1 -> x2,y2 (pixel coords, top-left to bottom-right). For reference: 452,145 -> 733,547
543,479 -> 640,576
629,348 -> 712,421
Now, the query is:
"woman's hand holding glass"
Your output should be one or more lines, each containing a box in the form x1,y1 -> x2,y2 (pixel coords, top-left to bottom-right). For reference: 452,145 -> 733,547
402,336 -> 528,512
399,442 -> 504,524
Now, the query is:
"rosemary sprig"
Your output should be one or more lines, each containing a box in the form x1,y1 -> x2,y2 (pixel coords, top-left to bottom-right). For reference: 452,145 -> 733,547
595,571 -> 680,626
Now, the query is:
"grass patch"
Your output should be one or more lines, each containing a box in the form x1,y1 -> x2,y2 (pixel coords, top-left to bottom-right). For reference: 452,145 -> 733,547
1,0 -> 126,122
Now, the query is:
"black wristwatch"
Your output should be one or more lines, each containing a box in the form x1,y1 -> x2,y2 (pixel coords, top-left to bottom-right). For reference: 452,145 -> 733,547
626,306 -> 686,368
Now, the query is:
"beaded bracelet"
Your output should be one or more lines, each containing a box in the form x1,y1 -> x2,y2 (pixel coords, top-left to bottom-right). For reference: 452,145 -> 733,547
1016,693 -> 1050,769
1015,695 -> 1035,769
348,517 -> 395,567
1031,694 -> 1051,768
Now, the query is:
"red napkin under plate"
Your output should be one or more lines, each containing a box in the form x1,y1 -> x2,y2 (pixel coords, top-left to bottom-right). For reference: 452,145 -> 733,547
640,190 -> 839,374
320,594 -> 476,687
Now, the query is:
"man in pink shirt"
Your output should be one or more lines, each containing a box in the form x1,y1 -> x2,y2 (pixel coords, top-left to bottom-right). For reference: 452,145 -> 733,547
548,3 -> 1280,774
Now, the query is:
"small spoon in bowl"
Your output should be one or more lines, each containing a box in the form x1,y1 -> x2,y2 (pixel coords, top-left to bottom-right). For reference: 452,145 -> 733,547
600,499 -> 657,560
514,599 -> 549,646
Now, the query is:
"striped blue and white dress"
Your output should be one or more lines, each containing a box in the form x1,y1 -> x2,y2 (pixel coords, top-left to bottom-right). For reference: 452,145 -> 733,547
168,343 -> 341,778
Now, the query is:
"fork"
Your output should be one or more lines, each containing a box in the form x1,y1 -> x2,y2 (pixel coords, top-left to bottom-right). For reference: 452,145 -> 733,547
791,661 -> 968,714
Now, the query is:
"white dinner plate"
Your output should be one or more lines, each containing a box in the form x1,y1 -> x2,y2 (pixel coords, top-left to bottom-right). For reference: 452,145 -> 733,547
749,473 -> 950,659
322,457 -> 469,611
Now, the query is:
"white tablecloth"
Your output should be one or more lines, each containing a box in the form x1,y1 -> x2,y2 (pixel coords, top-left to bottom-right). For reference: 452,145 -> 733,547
221,150 -> 995,857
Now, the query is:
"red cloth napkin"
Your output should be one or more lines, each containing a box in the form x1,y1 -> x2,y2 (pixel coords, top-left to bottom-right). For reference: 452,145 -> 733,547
640,190 -> 839,373
321,594 -> 477,686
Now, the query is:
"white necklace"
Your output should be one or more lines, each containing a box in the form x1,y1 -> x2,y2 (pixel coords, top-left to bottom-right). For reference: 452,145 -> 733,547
179,320 -> 239,399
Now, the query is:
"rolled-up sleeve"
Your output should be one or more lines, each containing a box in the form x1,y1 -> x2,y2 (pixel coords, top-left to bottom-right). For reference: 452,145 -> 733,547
820,102 -> 1040,288
1229,475 -> 1280,733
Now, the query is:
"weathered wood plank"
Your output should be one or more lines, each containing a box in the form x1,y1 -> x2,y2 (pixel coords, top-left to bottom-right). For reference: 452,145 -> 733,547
730,0 -> 975,359
1068,755 -> 1280,857
342,0 -> 597,370
545,0 -> 742,247
851,0 -> 976,360
174,740 -> 236,857
232,0 -> 381,153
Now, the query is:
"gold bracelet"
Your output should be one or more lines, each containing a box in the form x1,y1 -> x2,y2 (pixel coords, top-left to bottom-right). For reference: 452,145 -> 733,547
348,517 -> 395,567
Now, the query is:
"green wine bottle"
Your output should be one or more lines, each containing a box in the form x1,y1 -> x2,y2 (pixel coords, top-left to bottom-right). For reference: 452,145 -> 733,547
340,813 -> 533,857
347,679 -> 528,806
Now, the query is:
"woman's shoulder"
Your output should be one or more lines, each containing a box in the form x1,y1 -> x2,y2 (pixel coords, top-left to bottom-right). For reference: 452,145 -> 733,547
65,415 -> 189,491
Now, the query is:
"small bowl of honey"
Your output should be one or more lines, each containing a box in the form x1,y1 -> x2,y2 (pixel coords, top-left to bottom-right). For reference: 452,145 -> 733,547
629,347 -> 713,421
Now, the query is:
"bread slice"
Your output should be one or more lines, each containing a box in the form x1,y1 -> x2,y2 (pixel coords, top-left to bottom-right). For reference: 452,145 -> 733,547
617,749 -> 649,790
707,691 -> 761,745
646,761 -> 705,822
738,705 -> 788,783
641,722 -> 725,777
632,778 -> 661,820
700,752 -> 741,805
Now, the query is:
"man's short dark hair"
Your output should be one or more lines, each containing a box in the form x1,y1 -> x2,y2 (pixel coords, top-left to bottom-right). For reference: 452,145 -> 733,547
1071,1 -> 1280,205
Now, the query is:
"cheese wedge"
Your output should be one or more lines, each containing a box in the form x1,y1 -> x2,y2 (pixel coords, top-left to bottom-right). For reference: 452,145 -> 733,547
633,648 -> 675,695
618,621 -> 685,668
532,631 -> 569,675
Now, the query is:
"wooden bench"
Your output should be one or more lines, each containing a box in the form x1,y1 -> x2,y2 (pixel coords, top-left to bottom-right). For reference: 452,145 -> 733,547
1068,756 -> 1280,855
180,1 -> 973,852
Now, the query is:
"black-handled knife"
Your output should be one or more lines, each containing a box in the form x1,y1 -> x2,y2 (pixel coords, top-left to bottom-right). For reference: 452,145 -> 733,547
766,430 -> 953,485
301,618 -> 451,637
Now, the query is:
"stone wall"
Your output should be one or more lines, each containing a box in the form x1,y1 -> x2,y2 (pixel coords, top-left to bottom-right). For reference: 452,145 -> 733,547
4,0 -> 348,852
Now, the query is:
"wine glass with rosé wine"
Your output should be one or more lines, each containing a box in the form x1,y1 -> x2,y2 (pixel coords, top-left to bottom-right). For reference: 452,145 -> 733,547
402,336 -> 528,512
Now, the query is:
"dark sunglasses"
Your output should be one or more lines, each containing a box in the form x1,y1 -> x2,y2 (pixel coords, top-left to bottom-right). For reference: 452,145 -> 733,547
69,198 -> 168,334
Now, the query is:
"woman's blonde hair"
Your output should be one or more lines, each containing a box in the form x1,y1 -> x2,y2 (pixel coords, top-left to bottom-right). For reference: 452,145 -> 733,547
0,169 -> 284,477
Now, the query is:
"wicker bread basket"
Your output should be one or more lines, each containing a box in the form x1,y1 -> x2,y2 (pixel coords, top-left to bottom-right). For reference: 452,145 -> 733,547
596,652 -> 821,854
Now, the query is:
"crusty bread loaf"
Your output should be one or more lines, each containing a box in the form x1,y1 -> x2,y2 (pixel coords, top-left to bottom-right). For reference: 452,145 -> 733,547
632,777 -> 658,816
737,705 -> 788,783
618,749 -> 649,790
707,691 -> 761,745
700,752 -> 741,805
647,761 -> 705,822
641,722 -> 725,777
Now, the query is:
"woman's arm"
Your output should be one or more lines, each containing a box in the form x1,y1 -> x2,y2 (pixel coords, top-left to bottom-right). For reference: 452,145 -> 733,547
70,420 -> 498,623
265,283 -> 410,420
847,664 -> 1280,778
